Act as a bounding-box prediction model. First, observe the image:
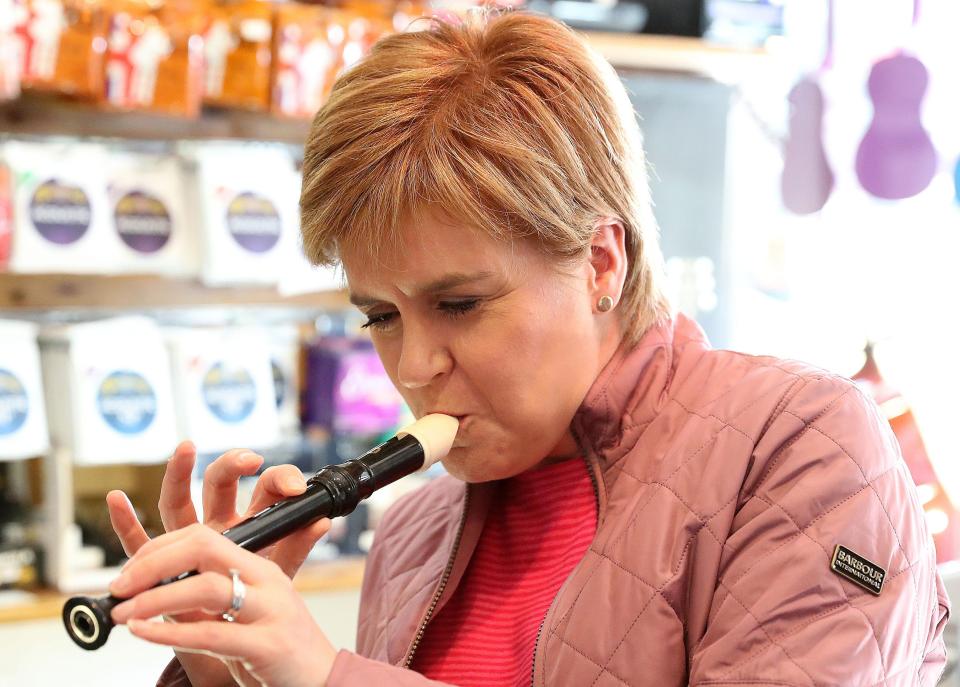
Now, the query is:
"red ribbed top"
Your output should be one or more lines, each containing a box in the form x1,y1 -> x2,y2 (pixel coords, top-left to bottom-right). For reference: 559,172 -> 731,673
411,457 -> 598,686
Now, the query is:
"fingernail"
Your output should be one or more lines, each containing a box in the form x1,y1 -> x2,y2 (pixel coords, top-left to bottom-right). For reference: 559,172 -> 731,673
110,574 -> 130,596
127,619 -> 145,633
111,600 -> 133,624
286,478 -> 305,491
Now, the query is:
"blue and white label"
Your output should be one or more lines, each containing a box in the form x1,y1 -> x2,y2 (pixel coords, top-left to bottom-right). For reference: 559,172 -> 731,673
97,371 -> 157,435
0,369 -> 28,436
203,363 -> 256,423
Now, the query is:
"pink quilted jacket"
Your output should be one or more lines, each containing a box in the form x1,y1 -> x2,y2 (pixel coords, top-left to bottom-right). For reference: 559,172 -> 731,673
160,314 -> 950,686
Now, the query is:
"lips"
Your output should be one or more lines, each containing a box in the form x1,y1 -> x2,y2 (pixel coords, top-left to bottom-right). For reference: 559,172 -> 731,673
421,411 -> 468,447
423,410 -> 467,420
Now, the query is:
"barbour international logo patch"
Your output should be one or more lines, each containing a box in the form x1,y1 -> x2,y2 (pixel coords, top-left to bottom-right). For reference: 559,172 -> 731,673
831,545 -> 885,596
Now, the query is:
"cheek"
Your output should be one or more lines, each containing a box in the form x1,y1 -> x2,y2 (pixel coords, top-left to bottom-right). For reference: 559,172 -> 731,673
462,290 -> 597,427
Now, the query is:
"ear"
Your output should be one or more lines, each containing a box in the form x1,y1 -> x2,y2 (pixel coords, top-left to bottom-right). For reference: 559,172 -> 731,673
587,217 -> 628,313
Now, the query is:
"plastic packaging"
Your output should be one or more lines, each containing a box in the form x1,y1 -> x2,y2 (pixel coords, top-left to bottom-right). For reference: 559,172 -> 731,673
185,143 -> 306,286
19,0 -> 109,99
39,316 -> 178,465
202,0 -> 273,111
102,0 -> 204,117
105,150 -> 200,276
2,140 -> 114,274
0,319 -> 50,461
165,326 -> 280,454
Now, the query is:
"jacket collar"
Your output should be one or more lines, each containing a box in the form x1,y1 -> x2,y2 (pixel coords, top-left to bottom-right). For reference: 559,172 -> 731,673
571,313 -> 708,462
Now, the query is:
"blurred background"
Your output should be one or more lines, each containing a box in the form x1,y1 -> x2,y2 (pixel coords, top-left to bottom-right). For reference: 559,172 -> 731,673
0,0 -> 958,683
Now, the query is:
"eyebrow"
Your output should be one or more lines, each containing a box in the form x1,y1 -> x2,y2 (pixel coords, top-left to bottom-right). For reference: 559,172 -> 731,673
349,271 -> 496,308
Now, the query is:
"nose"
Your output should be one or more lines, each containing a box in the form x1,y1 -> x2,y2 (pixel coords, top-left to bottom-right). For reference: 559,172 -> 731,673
396,319 -> 452,390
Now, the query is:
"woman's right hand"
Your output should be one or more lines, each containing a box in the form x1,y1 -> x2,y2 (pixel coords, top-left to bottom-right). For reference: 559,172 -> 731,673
106,440 -> 328,687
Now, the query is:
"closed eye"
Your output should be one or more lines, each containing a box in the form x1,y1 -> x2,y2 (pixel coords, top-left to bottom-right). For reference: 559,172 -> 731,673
440,300 -> 479,317
360,300 -> 481,331
360,312 -> 397,330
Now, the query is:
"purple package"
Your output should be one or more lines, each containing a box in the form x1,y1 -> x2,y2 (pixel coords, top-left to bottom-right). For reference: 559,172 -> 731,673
333,345 -> 404,435
303,336 -> 403,436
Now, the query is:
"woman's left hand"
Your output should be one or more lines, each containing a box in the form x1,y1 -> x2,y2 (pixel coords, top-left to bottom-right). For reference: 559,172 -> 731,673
109,522 -> 337,687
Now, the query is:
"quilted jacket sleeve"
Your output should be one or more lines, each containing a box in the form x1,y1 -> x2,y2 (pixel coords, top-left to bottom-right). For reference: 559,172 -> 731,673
154,649 -> 459,687
688,375 -> 950,687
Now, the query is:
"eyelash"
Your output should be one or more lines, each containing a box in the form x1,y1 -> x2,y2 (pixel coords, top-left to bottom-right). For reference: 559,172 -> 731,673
360,300 -> 480,331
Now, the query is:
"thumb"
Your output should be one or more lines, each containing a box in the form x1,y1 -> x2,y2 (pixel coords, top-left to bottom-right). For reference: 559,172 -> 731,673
269,518 -> 332,579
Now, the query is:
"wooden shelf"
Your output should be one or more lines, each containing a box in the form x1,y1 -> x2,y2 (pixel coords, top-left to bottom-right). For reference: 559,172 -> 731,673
0,557 -> 365,624
582,32 -> 765,80
0,273 -> 351,312
0,92 -> 312,144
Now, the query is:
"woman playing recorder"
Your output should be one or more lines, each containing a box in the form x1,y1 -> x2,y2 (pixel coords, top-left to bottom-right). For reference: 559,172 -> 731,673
105,10 -> 948,687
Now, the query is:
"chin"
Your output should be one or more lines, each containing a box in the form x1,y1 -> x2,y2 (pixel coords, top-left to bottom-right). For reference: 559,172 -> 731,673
440,446 -> 531,483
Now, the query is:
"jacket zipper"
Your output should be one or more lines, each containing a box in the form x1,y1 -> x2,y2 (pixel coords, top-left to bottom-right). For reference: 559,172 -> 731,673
402,484 -> 472,668
530,455 -> 602,686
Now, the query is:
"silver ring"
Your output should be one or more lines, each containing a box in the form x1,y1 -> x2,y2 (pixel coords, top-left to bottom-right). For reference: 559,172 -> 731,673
222,569 -> 245,623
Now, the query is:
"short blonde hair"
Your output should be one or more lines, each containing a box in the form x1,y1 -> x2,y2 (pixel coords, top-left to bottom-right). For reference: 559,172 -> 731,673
300,10 -> 671,345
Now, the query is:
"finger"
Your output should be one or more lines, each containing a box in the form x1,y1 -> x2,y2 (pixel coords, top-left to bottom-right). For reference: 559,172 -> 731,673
270,518 -> 332,579
245,465 -> 307,516
106,490 -> 150,557
111,524 -> 273,598
203,450 -> 264,525
111,571 -> 263,625
123,520 -> 206,565
127,617 -> 261,660
159,441 -> 199,531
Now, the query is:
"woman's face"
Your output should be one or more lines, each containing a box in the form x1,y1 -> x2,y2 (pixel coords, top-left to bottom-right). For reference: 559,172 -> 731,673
341,214 -> 623,482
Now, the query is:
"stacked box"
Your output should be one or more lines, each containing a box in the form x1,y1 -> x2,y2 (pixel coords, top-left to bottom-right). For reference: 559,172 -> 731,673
165,326 -> 280,454
0,319 -> 50,461
39,316 -> 178,465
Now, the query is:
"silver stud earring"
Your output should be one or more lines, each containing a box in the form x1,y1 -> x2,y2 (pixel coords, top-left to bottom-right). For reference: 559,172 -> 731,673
597,295 -> 614,313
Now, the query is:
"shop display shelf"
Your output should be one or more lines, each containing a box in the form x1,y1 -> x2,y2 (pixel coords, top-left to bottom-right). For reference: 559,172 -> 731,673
582,32 -> 767,81
0,273 -> 351,314
0,92 -> 313,144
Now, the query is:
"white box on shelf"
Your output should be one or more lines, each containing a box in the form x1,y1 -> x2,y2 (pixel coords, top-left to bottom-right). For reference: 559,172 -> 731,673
185,143 -> 309,286
165,326 -> 280,455
0,319 -> 50,460
1,141 -> 116,274
105,151 -> 201,277
39,316 -> 178,465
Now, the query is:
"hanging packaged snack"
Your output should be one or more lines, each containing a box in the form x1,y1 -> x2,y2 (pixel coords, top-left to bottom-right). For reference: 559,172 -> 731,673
184,142 -> 306,286
334,1 -> 391,78
271,2 -> 342,119
165,326 -> 280,455
39,316 -> 178,465
202,0 -> 273,111
1,140 -> 115,274
105,149 -> 200,276
0,0 -> 27,99
392,0 -> 432,32
102,0 -> 204,117
18,0 -> 109,99
0,320 -> 50,462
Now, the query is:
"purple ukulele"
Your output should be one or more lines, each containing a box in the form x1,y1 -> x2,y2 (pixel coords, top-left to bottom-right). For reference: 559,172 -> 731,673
781,0 -> 835,215
855,0 -> 936,200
